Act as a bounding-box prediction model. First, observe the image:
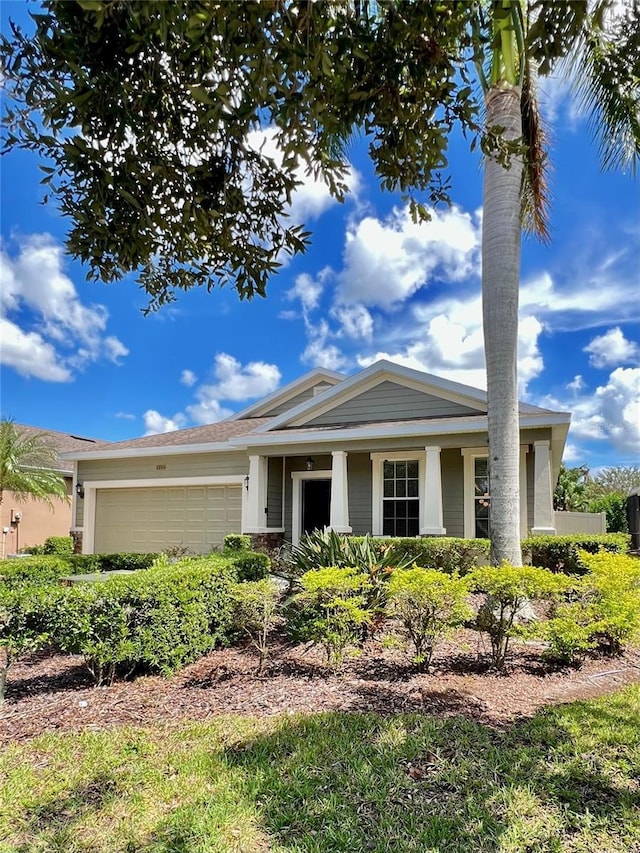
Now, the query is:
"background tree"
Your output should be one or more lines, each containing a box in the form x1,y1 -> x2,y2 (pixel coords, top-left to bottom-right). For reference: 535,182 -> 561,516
553,464 -> 590,512
2,1 -> 639,565
587,466 -> 640,497
0,418 -> 68,508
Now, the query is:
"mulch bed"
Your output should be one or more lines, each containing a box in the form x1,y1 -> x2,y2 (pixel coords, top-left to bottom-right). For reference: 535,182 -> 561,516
3,630 -> 640,743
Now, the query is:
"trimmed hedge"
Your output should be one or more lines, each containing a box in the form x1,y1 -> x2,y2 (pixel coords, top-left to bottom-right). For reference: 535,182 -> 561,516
522,533 -> 630,575
43,536 -> 73,556
368,537 -> 491,575
224,534 -> 251,552
55,556 -> 237,684
232,550 -> 271,582
0,556 -> 73,587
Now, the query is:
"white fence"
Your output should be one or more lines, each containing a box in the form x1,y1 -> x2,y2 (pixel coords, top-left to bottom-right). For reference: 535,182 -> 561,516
553,511 -> 606,535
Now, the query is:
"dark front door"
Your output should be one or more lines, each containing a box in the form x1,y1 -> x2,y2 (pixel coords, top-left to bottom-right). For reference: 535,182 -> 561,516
302,479 -> 331,535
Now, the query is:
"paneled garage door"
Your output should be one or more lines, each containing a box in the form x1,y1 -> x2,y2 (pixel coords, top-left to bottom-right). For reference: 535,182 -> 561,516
94,485 -> 242,554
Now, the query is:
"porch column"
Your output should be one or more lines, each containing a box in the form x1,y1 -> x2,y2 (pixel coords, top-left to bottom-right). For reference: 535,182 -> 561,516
519,446 -> 529,537
243,455 -> 268,532
421,446 -> 446,535
532,440 -> 556,535
329,450 -> 352,534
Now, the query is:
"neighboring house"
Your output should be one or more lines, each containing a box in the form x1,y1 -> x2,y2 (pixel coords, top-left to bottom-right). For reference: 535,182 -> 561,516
63,361 -> 571,555
1,425 -> 102,553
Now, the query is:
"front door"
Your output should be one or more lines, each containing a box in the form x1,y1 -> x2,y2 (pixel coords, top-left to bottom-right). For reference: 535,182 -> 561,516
302,478 -> 331,535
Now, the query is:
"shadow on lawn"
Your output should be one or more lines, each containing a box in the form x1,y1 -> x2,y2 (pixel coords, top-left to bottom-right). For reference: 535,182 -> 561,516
142,693 -> 639,853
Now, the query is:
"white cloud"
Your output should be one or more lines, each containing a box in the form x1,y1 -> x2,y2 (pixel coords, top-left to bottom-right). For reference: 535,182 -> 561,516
143,409 -> 187,435
180,369 -> 197,387
287,272 -> 324,314
584,327 -> 640,369
115,412 -> 136,420
185,353 -> 281,425
0,317 -> 72,382
337,205 -> 481,308
543,367 -> 640,456
562,443 -> 582,464
567,375 -> 585,393
301,319 -> 347,371
331,304 -> 373,341
0,234 -> 128,381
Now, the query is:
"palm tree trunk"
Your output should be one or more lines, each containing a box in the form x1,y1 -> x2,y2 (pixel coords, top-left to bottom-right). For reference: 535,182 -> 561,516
482,84 -> 523,567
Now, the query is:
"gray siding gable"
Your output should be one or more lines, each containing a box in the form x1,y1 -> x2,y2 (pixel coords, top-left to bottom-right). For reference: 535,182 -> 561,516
302,381 -> 481,427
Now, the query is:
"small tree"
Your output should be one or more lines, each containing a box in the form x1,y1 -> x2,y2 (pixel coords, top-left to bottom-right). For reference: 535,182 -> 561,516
554,465 -> 590,512
232,579 -> 281,674
387,568 -> 471,671
0,419 -> 68,508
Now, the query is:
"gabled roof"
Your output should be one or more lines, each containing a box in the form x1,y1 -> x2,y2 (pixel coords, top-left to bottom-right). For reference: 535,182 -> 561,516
228,367 -> 345,420
256,359 -> 554,433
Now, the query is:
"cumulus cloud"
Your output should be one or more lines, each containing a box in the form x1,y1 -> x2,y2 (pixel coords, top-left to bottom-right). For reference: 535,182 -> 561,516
567,375 -> 585,393
180,369 -> 197,387
287,272 -> 324,314
331,304 -> 373,341
584,327 -> 640,369
542,367 -> 640,457
143,409 -> 187,436
186,353 -> 281,424
336,205 -> 481,308
0,234 -> 128,381
301,319 -> 347,371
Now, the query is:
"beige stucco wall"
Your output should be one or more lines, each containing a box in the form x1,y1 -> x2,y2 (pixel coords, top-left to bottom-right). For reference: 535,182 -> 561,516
1,479 -> 73,553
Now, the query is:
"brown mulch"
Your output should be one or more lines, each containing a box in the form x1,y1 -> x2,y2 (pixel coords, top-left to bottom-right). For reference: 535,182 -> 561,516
3,630 -> 640,743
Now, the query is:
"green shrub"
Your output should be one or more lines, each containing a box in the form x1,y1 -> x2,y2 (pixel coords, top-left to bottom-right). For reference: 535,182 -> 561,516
470,564 -> 570,669
543,601 -> 598,665
224,534 -> 251,552
43,536 -> 73,556
233,550 -> 270,582
0,555 -> 72,587
372,537 -> 491,575
387,568 -> 471,670
0,583 -> 60,701
587,493 -> 629,533
95,552 -> 159,572
290,567 -> 372,668
231,579 -> 282,673
20,544 -> 46,555
55,557 -> 237,684
580,551 -> 640,654
522,534 -> 630,575
65,553 -> 102,574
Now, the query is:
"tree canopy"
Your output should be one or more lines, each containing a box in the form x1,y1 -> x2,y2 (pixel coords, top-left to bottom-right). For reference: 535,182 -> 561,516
3,1 -> 637,310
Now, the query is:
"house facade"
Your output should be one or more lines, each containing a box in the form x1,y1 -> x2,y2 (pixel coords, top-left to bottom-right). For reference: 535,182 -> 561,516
64,361 -> 571,555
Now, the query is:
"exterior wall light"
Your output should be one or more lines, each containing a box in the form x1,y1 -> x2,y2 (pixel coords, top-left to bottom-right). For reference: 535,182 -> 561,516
305,456 -> 315,471
244,475 -> 250,491
76,482 -> 85,499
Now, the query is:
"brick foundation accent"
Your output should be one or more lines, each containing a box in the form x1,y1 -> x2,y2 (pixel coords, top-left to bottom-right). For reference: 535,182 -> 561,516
250,532 -> 285,553
70,528 -> 83,554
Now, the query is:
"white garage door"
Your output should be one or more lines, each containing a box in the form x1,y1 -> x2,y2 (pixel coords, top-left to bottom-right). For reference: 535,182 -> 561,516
94,485 -> 242,554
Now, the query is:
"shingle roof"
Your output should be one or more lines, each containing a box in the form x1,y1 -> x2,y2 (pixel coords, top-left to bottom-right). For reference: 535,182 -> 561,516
15,424 -> 105,473
78,417 -> 272,452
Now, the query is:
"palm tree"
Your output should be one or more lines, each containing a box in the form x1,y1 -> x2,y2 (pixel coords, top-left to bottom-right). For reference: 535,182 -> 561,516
475,0 -> 638,564
0,418 -> 68,508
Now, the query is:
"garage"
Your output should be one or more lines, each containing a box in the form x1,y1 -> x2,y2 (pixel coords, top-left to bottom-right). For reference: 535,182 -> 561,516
93,485 -> 242,554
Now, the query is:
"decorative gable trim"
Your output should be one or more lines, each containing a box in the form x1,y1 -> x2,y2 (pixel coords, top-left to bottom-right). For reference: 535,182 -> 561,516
261,360 -> 491,432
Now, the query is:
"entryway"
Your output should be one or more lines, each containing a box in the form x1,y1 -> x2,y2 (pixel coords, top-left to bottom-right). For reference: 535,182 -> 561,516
302,478 -> 331,536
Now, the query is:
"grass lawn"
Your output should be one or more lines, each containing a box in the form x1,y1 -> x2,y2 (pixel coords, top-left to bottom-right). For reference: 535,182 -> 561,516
1,685 -> 639,853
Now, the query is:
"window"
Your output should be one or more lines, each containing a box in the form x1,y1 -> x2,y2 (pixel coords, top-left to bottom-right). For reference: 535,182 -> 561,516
473,457 -> 490,538
382,460 -> 419,537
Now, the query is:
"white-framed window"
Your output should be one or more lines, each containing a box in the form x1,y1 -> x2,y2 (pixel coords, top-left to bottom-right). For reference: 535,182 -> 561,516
382,459 -> 420,537
462,446 -> 529,539
371,451 -> 425,537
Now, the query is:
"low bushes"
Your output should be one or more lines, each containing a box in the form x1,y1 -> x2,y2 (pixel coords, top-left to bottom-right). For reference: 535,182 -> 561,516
43,536 -> 74,556
372,536 -> 491,575
0,555 -> 73,587
56,557 -> 237,684
523,533 -> 629,574
231,550 -> 270,582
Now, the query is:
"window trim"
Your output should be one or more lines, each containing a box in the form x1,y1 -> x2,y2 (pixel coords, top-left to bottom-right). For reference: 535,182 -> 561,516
461,446 -> 529,539
370,451 -> 425,536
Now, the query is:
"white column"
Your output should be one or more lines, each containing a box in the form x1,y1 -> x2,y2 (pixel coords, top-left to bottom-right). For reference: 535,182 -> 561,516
329,450 -> 352,533
243,455 -> 268,532
532,440 -> 556,535
520,445 -> 529,537
421,446 -> 446,535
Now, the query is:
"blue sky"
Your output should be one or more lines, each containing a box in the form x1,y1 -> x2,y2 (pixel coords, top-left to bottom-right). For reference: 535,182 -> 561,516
1,3 -> 639,471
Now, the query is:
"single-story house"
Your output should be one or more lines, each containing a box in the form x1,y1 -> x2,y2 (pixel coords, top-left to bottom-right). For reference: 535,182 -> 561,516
1,424 -> 102,553
63,360 -> 571,554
